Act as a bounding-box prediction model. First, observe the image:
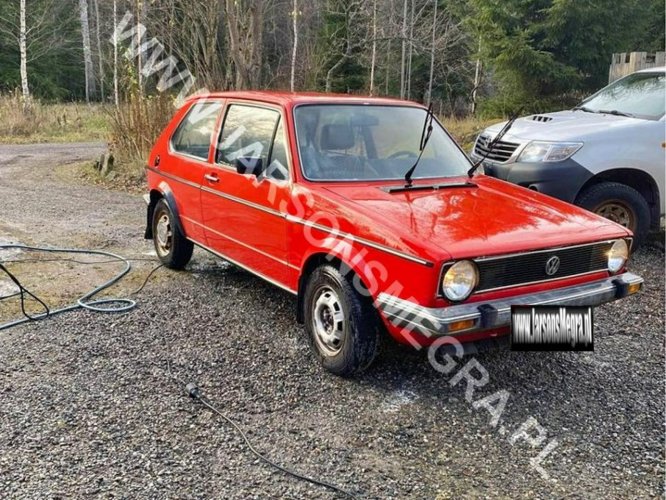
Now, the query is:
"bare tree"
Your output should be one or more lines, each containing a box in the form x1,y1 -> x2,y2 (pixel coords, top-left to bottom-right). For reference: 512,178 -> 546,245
290,0 -> 299,91
471,37 -> 482,114
19,0 -> 30,111
324,1 -> 368,92
92,0 -> 105,101
369,0 -> 377,95
79,0 -> 96,102
399,0 -> 407,98
224,0 -> 264,89
426,0 -> 437,105
113,0 -> 119,106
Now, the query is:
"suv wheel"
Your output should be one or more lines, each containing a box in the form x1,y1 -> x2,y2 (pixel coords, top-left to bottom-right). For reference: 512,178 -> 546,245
304,265 -> 379,376
576,181 -> 649,250
152,198 -> 193,269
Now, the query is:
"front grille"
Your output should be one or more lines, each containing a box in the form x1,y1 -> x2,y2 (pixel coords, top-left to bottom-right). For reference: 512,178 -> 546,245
473,135 -> 520,163
474,241 -> 613,292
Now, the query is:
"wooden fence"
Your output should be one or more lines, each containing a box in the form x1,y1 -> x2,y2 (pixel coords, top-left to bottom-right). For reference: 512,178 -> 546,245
609,52 -> 665,83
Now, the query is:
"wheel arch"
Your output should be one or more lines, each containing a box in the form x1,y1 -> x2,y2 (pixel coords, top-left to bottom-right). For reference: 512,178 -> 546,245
296,250 -> 376,324
575,168 -> 661,228
144,182 -> 185,239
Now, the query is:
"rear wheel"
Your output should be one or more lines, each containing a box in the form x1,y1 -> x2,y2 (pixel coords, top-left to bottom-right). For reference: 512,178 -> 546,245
576,181 -> 649,250
152,198 -> 193,269
304,265 -> 379,376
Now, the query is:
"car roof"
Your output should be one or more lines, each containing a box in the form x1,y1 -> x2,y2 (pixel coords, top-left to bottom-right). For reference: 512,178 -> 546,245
186,90 -> 423,108
636,66 -> 665,74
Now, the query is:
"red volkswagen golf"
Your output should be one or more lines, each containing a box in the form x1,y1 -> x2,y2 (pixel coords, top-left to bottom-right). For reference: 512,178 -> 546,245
144,92 -> 642,375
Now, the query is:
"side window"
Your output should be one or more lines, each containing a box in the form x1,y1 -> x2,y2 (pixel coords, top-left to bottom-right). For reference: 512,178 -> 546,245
266,119 -> 289,181
171,101 -> 222,160
216,105 -> 280,167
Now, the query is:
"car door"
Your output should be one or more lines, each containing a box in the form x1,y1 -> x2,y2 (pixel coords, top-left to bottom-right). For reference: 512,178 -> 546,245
200,102 -> 295,292
165,99 -> 224,244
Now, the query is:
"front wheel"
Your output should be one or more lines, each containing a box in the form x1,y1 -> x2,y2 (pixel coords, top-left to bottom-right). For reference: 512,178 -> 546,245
152,198 -> 193,269
576,181 -> 650,250
304,265 -> 380,376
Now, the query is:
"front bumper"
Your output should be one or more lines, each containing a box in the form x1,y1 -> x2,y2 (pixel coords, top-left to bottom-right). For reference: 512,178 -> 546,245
377,272 -> 643,339
471,155 -> 592,204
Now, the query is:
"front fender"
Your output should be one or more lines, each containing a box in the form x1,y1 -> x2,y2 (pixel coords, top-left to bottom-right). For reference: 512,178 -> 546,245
296,236 -> 390,323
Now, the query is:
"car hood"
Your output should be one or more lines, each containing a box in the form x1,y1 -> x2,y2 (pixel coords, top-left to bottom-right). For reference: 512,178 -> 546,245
320,176 -> 629,261
485,110 -> 642,142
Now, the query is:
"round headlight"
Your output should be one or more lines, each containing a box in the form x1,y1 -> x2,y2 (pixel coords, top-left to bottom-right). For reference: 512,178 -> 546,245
442,260 -> 479,301
608,239 -> 629,274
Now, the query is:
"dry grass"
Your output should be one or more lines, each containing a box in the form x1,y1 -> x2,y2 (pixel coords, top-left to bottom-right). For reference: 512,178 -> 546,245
442,115 -> 502,152
109,92 -> 174,163
0,92 -> 110,144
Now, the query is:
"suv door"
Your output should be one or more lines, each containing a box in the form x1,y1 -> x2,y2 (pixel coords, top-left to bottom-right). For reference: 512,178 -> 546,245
201,102 -> 295,292
166,99 -> 224,244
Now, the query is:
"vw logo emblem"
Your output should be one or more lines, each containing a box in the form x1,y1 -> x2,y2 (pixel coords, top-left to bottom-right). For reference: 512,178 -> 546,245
545,256 -> 560,276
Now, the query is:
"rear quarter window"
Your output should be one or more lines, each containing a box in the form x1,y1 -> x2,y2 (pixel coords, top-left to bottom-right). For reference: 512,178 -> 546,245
171,101 -> 223,160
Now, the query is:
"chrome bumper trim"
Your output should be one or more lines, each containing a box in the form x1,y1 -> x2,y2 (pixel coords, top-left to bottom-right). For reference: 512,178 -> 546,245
377,272 -> 643,338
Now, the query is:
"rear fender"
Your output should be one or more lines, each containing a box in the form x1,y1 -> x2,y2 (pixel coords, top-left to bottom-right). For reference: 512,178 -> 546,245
145,181 -> 186,240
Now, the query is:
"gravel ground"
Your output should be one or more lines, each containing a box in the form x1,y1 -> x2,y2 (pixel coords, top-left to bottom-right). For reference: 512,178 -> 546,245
0,143 -> 664,498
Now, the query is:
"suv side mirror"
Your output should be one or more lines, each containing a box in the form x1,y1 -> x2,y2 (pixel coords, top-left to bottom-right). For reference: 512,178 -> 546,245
234,157 -> 263,177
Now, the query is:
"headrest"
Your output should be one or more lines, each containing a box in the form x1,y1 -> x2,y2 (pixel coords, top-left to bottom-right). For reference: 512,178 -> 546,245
320,124 -> 355,150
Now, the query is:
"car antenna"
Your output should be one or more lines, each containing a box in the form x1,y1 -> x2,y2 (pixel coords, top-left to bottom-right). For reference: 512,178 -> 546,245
404,102 -> 435,188
467,110 -> 521,178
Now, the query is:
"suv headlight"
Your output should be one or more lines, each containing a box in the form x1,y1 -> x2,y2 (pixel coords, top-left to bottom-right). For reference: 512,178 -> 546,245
608,239 -> 629,274
441,260 -> 479,301
518,141 -> 583,162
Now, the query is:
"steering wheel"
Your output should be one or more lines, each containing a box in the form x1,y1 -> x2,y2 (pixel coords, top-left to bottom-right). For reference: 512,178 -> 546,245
388,150 -> 417,160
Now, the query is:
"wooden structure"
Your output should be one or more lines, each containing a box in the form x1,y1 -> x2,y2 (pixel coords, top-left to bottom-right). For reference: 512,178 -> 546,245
609,52 -> 665,83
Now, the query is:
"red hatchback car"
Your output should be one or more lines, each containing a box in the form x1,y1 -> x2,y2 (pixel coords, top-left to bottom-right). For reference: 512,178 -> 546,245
144,92 -> 643,375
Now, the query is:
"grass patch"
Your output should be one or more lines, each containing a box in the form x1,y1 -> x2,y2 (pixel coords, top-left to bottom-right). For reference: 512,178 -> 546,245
0,93 -> 110,144
442,116 -> 502,152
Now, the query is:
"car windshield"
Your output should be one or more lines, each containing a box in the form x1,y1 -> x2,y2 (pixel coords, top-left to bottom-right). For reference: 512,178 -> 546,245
579,71 -> 665,120
293,104 -> 471,181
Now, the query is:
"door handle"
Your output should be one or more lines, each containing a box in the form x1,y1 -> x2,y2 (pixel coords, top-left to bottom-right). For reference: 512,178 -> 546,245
204,173 -> 219,183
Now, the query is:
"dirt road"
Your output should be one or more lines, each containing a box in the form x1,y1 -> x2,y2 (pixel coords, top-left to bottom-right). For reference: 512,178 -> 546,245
0,143 -> 663,498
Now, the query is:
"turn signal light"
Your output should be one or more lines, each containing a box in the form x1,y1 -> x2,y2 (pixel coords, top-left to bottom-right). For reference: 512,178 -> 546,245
449,319 -> 475,333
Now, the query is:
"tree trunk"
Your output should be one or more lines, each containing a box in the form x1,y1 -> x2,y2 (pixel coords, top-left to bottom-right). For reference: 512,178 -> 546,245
406,0 -> 414,99
399,0 -> 407,99
290,0 -> 298,92
19,0 -> 31,112
79,0 -> 96,102
224,0 -> 264,90
427,0 -> 438,106
369,0 -> 377,95
471,38 -> 482,114
113,0 -> 119,106
93,0 -> 105,101
135,0 -> 143,94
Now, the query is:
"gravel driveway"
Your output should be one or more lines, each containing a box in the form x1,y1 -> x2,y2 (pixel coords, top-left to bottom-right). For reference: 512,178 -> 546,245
0,143 -> 663,498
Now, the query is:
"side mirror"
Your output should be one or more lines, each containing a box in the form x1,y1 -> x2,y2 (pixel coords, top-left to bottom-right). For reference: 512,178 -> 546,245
234,157 -> 263,177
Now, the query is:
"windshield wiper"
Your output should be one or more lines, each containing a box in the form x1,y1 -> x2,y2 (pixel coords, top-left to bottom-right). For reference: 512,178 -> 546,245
403,103 -> 435,188
573,105 -> 595,113
467,111 -> 520,178
598,109 -> 634,117
384,181 -> 477,194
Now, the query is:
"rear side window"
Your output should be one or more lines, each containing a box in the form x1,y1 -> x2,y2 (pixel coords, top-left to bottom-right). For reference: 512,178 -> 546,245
171,101 -> 223,160
216,104 -> 280,166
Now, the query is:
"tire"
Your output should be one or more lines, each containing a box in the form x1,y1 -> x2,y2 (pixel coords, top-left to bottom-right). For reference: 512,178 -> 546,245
152,198 -> 193,269
576,181 -> 650,250
303,265 -> 380,376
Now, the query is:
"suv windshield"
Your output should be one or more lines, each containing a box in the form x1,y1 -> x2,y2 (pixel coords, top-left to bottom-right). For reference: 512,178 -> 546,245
579,71 -> 665,120
293,105 -> 470,181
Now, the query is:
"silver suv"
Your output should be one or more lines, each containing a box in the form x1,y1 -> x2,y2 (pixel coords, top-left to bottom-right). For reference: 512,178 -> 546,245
471,67 -> 666,247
